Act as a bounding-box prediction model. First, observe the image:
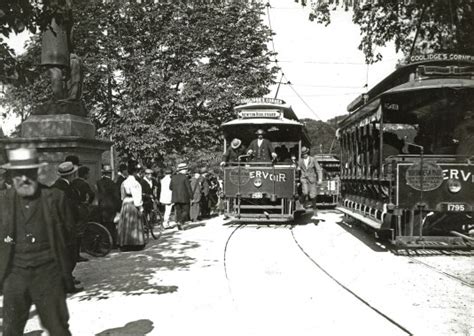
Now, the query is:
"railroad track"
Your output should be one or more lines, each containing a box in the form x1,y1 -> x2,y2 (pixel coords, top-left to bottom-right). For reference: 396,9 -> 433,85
290,226 -> 413,336
223,223 -> 413,335
404,256 -> 474,288
223,223 -> 246,282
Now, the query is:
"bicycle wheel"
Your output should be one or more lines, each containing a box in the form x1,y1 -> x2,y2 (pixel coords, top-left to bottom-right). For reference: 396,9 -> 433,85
142,215 -> 151,244
82,222 -> 113,257
151,218 -> 163,241
148,211 -> 158,240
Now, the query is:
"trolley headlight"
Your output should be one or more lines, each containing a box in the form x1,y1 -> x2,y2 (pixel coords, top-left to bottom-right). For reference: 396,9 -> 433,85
254,178 -> 262,188
447,179 -> 462,193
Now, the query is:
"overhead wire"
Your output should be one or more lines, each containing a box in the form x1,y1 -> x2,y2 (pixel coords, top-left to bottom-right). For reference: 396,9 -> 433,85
266,0 -> 322,121
265,0 -> 359,127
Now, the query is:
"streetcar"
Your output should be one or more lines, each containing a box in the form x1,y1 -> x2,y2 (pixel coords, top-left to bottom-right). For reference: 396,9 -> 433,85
337,52 -> 474,249
314,154 -> 340,208
221,97 -> 311,222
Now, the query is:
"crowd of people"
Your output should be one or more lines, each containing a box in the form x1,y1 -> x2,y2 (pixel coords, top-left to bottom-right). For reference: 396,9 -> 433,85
0,147 -> 224,335
0,135 -> 321,335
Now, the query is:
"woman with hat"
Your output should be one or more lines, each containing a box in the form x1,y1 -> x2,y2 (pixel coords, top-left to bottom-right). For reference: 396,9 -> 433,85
220,138 -> 246,166
170,162 -> 192,230
246,129 -> 277,162
118,163 -> 145,249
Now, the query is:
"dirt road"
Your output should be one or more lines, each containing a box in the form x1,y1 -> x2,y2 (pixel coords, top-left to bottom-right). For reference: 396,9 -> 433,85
10,211 -> 473,335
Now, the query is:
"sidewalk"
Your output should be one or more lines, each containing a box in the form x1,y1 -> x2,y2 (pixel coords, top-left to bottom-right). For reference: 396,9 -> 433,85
16,216 -> 237,335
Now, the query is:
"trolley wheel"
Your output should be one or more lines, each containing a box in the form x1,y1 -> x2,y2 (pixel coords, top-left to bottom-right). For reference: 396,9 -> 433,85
82,222 -> 113,257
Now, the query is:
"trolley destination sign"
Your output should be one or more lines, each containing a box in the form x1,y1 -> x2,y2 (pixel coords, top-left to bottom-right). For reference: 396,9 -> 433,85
238,110 -> 282,119
225,166 -> 295,198
405,53 -> 474,64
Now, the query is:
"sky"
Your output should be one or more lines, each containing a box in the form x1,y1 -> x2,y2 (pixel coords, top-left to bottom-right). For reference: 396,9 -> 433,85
1,0 -> 401,134
266,0 -> 401,121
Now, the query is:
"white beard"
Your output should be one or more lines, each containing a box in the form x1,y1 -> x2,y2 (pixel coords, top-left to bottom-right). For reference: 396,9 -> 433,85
14,180 -> 38,197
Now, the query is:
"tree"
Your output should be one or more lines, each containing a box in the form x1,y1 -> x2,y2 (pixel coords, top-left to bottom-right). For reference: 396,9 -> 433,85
1,0 -> 278,168
0,0 -> 71,83
303,116 -> 342,155
298,0 -> 474,63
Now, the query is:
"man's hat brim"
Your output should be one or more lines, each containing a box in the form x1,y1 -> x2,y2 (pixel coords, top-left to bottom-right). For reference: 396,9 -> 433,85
231,139 -> 242,149
1,162 -> 47,170
58,165 -> 78,176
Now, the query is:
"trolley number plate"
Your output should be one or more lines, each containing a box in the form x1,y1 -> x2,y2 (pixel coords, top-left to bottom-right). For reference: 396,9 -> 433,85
252,192 -> 263,199
440,203 -> 469,212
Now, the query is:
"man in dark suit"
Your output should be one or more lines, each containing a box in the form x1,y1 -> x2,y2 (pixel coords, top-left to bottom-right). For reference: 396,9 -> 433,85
53,161 -> 89,264
199,167 -> 211,219
115,162 -> 128,189
246,129 -> 277,162
298,146 -> 323,210
170,163 -> 192,230
97,164 -> 121,247
72,165 -> 95,205
141,168 -> 158,214
220,138 -> 247,166
0,148 -> 74,336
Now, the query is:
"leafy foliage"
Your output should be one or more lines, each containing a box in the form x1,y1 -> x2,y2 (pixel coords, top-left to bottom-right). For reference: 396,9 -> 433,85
1,0 -> 278,170
0,0 -> 71,83
298,0 -> 474,63
303,116 -> 342,155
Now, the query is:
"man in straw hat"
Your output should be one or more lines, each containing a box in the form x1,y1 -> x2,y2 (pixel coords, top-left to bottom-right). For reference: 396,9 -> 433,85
246,129 -> 277,162
0,148 -> 74,335
53,160 -> 90,264
220,138 -> 246,166
298,146 -> 323,210
170,162 -> 192,230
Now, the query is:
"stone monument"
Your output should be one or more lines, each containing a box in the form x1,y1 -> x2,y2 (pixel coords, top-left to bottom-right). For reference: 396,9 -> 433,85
0,1 -> 111,185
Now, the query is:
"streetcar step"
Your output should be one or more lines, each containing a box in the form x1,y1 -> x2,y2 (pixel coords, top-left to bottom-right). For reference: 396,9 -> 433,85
238,205 -> 283,209
393,236 -> 473,249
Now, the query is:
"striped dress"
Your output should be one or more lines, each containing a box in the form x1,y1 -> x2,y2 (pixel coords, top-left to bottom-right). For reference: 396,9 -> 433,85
118,175 -> 145,247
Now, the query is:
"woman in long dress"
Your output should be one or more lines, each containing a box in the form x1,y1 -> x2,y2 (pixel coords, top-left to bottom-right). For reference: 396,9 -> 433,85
118,164 -> 145,250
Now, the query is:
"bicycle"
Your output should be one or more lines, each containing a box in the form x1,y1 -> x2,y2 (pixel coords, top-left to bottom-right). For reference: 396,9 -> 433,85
81,221 -> 113,257
142,199 -> 164,243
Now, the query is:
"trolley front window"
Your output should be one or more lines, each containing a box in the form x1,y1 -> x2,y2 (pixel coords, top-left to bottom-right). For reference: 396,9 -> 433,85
382,87 -> 474,155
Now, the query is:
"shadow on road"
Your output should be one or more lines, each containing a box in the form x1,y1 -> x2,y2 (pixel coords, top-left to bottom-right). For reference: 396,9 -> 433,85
335,215 -> 389,252
95,319 -> 154,336
73,231 -> 200,301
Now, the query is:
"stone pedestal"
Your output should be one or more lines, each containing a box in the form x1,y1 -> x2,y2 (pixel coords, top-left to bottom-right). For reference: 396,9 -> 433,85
21,114 -> 95,138
0,114 -> 111,186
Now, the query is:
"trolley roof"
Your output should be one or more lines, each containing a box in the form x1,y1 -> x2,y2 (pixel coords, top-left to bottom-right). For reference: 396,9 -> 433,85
338,53 -> 474,130
346,53 -> 474,114
221,97 -> 311,144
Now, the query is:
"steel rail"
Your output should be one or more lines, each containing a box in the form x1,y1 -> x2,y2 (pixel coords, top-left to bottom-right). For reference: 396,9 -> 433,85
405,256 -> 474,288
290,227 -> 413,336
223,224 -> 246,282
